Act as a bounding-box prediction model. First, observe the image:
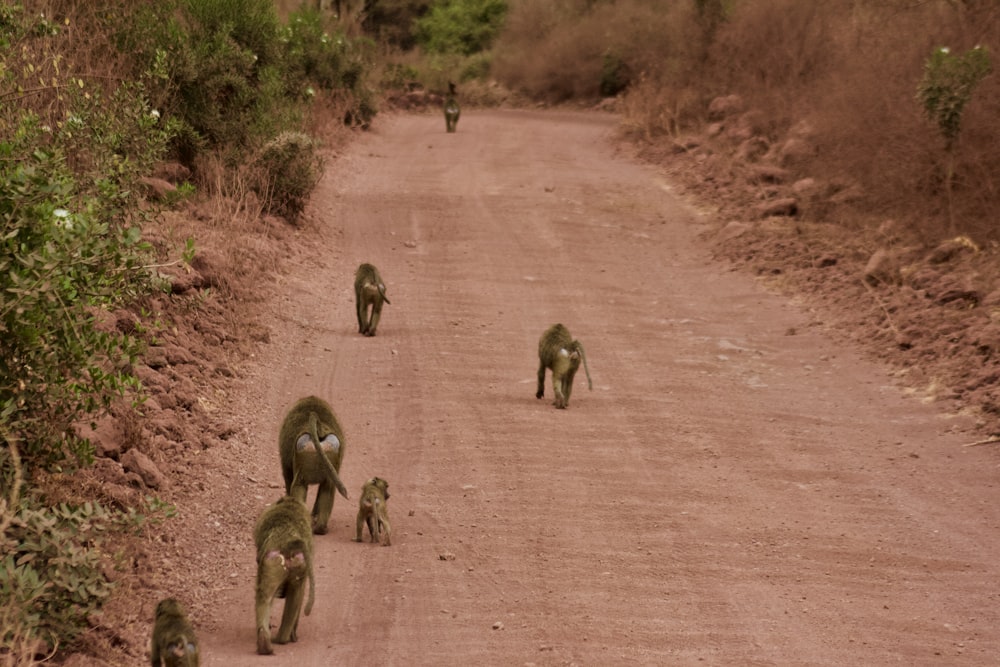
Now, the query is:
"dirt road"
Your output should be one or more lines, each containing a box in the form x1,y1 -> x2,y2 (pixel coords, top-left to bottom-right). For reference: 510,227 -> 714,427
201,110 -> 1000,665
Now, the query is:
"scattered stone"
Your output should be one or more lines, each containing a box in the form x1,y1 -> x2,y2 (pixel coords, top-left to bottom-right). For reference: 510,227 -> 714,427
707,94 -> 744,120
121,448 -> 167,490
928,236 -> 979,264
718,221 -> 751,242
492,621 -> 504,630
863,249 -> 900,285
748,164 -> 790,184
756,198 -> 798,218
439,552 -> 456,561
139,177 -> 176,203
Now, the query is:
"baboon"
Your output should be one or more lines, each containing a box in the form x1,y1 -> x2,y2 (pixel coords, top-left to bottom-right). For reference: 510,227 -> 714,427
279,395 -> 349,535
444,81 -> 460,133
354,263 -> 391,337
354,477 -> 391,546
151,598 -> 200,667
536,323 -> 593,409
254,495 -> 315,656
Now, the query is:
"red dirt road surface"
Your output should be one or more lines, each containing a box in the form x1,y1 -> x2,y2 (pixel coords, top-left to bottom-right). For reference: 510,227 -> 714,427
198,110 -> 1000,665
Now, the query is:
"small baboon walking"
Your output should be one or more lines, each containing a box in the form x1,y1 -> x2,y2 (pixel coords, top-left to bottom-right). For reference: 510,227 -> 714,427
254,496 -> 316,656
354,263 -> 391,336
354,477 -> 392,546
444,81 -> 460,133
536,323 -> 593,409
151,598 -> 200,667
279,395 -> 349,535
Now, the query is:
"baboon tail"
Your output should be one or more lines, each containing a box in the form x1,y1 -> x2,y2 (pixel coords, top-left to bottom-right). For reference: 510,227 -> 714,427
305,556 -> 315,616
308,411 -> 350,500
378,283 -> 391,305
578,342 -> 593,390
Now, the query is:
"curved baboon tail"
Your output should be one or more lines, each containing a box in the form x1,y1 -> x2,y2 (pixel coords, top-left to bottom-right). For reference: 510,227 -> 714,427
378,283 -> 391,305
305,555 -> 316,616
577,342 -> 593,390
307,412 -> 350,500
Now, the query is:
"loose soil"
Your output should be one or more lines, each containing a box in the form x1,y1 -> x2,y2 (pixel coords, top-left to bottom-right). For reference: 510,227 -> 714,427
71,109 -> 1000,666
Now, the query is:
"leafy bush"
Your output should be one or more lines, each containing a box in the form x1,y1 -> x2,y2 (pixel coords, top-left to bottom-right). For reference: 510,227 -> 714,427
254,131 -> 325,220
415,0 -> 508,56
0,489 -> 173,655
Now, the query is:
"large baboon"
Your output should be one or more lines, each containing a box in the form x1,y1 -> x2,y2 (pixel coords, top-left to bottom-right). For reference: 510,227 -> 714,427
151,598 -> 200,667
354,476 -> 392,546
444,81 -> 460,133
254,495 -> 315,656
536,323 -> 592,409
279,395 -> 349,535
354,263 -> 391,336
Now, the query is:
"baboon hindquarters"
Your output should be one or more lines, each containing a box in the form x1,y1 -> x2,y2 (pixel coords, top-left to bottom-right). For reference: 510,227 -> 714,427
354,263 -> 389,336
536,324 -> 591,409
444,97 -> 460,133
279,396 -> 348,535
254,497 -> 314,656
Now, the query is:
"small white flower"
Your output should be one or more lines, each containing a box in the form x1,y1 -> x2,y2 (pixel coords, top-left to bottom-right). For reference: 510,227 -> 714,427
41,125 -> 51,133
305,87 -> 315,98
150,109 -> 161,120
940,47 -> 950,54
53,208 -> 73,230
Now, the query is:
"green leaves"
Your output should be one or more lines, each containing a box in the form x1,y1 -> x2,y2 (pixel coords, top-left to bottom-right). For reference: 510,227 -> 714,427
415,0 -> 508,56
917,45 -> 992,147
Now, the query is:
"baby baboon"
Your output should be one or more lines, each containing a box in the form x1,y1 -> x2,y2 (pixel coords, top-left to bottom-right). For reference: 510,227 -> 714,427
151,598 -> 200,667
444,81 -> 460,133
354,477 -> 391,546
354,263 -> 391,337
254,495 -> 315,656
279,395 -> 349,535
536,323 -> 593,409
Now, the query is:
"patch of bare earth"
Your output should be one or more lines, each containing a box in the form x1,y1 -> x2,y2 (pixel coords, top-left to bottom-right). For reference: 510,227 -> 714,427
60,108 -> 1000,666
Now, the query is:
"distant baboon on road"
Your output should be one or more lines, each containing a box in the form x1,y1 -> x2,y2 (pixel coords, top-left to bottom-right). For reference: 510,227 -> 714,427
354,263 -> 391,337
444,81 -> 460,133
536,323 -> 592,409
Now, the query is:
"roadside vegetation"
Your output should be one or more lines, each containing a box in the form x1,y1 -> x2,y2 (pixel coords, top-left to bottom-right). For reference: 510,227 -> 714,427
2,0 -> 997,664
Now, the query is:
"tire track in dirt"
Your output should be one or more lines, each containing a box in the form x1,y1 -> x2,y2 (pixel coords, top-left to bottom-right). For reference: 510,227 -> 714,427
203,110 -> 1000,665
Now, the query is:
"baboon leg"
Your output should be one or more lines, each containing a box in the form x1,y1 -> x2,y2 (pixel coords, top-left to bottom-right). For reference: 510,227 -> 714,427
366,302 -> 383,336
536,363 -> 546,399
564,368 -> 578,405
312,480 -> 334,535
355,512 -> 366,542
289,479 -> 308,506
274,578 -> 306,645
380,513 -> 392,546
255,556 -> 284,655
356,295 -> 368,334
367,515 -> 379,543
551,371 -> 566,409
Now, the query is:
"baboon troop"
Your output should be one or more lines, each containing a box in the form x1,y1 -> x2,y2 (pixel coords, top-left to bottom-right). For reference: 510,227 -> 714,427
354,262 -> 391,336
355,477 -> 392,546
151,598 -> 200,667
254,495 -> 316,656
151,262 -> 600,659
279,395 -> 350,535
444,81 -> 460,133
537,323 -> 593,409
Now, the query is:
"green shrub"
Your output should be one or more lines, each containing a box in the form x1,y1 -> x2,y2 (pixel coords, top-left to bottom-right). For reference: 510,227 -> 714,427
254,131 -> 325,220
415,0 -> 508,56
0,490 -> 173,654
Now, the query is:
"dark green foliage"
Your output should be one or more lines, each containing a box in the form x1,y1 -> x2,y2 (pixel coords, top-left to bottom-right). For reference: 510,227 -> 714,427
255,132 -> 325,220
599,50 -> 630,97
415,0 -> 508,56
364,0 -> 433,50
0,494 -> 173,652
